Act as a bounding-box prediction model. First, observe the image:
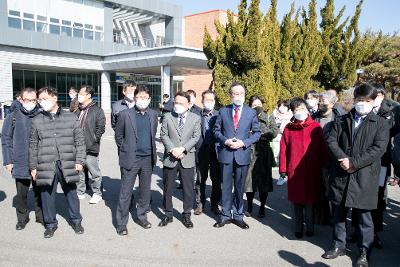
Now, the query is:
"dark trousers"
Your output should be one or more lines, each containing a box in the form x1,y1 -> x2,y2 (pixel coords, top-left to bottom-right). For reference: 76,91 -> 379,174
116,156 -> 153,227
372,186 -> 386,233
163,162 -> 194,218
15,178 -> 43,223
292,204 -> 314,233
195,144 -> 221,209
220,161 -> 248,222
332,204 -> 374,250
246,192 -> 268,212
41,160 -> 82,229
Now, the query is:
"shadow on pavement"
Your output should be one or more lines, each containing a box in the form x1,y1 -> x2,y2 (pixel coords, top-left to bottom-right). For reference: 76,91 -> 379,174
278,250 -> 329,266
0,190 -> 6,202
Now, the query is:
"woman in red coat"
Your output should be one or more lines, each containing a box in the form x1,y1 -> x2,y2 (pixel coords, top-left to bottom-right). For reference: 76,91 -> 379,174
279,97 -> 327,239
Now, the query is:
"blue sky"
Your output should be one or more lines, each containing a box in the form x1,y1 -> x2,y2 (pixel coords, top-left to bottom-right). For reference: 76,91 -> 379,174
166,0 -> 399,34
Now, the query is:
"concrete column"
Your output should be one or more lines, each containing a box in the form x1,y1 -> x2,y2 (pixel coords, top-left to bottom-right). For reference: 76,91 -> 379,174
101,71 -> 111,112
161,65 -> 171,96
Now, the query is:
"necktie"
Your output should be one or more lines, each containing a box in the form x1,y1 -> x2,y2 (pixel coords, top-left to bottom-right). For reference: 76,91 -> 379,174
178,115 -> 185,133
233,106 -> 239,130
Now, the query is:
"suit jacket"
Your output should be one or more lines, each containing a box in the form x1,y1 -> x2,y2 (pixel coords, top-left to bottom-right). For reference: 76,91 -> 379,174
115,107 -> 158,170
198,109 -> 219,148
161,111 -> 201,168
213,104 -> 261,165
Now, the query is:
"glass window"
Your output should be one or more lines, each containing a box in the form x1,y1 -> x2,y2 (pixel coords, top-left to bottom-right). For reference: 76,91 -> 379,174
73,28 -> 83,38
23,13 -> 34,19
9,10 -> 20,17
37,15 -> 47,21
95,26 -> 103,31
50,18 -> 59,23
8,17 -> 21,29
47,72 -> 57,88
23,20 -> 35,31
36,72 -> 46,89
84,30 -> 93,40
49,24 -> 60,35
85,24 -> 93,29
12,69 -> 24,93
74,22 -> 83,28
57,73 -> 67,107
61,26 -> 72,37
36,22 -> 47,32
24,70 -> 35,88
62,20 -> 71,26
94,32 -> 102,41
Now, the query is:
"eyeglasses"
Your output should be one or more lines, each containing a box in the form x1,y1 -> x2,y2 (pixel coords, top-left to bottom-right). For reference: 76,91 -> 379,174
22,98 -> 37,103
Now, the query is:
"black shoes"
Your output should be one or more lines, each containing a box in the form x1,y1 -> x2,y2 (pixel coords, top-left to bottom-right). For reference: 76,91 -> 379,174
116,226 -> 128,236
71,223 -> 84,234
138,219 -> 152,229
182,217 -> 194,229
44,227 -> 57,238
158,216 -> 173,227
356,249 -> 369,267
295,232 -> 303,239
16,219 -> 30,230
258,208 -> 265,218
322,247 -> 346,259
232,220 -> 249,229
213,220 -> 231,228
211,207 -> 221,215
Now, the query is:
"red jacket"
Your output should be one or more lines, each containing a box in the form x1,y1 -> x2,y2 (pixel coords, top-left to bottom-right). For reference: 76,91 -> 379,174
279,115 -> 327,204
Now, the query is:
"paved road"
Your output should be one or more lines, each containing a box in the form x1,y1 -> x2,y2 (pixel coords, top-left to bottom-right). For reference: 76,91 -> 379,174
0,124 -> 399,266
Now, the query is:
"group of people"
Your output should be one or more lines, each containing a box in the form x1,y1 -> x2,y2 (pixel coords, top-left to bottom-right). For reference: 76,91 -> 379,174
2,80 -> 399,267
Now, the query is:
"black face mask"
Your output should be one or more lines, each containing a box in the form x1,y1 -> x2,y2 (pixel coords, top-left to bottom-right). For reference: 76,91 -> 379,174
254,106 -> 263,116
318,104 -> 329,115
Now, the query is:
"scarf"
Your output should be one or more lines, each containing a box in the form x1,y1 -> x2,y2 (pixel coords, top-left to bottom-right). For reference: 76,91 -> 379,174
78,101 -> 96,129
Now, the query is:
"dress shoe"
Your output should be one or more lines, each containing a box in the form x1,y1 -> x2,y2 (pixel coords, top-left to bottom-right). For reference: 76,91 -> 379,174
44,227 -> 57,238
305,231 -> 314,237
182,217 -> 194,229
295,232 -> 303,239
194,207 -> 203,215
374,234 -> 383,249
211,207 -> 221,215
245,211 -> 252,217
213,220 -> 231,228
158,216 -> 173,227
138,219 -> 152,229
116,226 -> 128,236
35,218 -> 44,226
16,219 -> 30,230
71,223 -> 84,234
356,249 -> 368,267
322,247 -> 346,259
233,220 -> 249,229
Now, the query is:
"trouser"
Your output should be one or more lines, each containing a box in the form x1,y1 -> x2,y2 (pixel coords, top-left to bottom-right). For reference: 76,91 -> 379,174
77,154 -> 102,196
292,203 -> 314,233
246,192 -> 268,212
163,162 -> 194,218
41,160 -> 82,229
15,178 -> 43,223
116,156 -> 153,227
220,161 -> 248,222
195,144 -> 221,209
333,204 -> 374,251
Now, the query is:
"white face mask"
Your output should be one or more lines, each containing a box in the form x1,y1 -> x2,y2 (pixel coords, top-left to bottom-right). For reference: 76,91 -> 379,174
354,102 -> 373,116
294,110 -> 309,121
77,95 -> 86,103
174,104 -> 187,114
22,102 -> 36,112
40,100 -> 54,112
232,96 -> 245,106
135,99 -> 150,110
69,94 -> 76,100
203,101 -> 215,111
278,106 -> 288,114
306,99 -> 318,108
126,93 -> 135,101
373,97 -> 383,108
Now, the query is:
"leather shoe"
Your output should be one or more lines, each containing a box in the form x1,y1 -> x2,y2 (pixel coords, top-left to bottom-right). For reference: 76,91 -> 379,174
116,226 -> 128,236
44,227 -> 57,238
16,219 -> 30,230
182,217 -> 194,229
232,220 -> 249,229
138,220 -> 152,229
213,220 -> 231,228
356,249 -> 368,267
71,223 -> 84,234
158,216 -> 173,227
194,207 -> 203,215
322,247 -> 346,259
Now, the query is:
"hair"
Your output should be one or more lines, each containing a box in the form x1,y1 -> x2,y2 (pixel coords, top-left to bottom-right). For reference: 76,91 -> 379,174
163,94 -> 170,98
174,91 -> 191,103
19,87 -> 36,98
229,81 -> 246,94
38,86 -> 58,97
353,83 -> 378,100
320,91 -> 338,104
277,99 -> 290,108
201,90 -> 216,100
186,89 -> 196,98
69,86 -> 77,93
123,80 -> 137,92
304,90 -> 319,99
289,97 -> 307,112
81,85 -> 95,97
249,95 -> 263,107
134,84 -> 151,97
370,82 -> 386,96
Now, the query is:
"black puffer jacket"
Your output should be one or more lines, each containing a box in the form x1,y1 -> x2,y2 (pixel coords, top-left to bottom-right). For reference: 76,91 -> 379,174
29,108 -> 86,186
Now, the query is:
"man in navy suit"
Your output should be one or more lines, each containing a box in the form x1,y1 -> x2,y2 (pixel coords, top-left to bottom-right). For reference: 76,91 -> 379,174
213,82 -> 261,229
